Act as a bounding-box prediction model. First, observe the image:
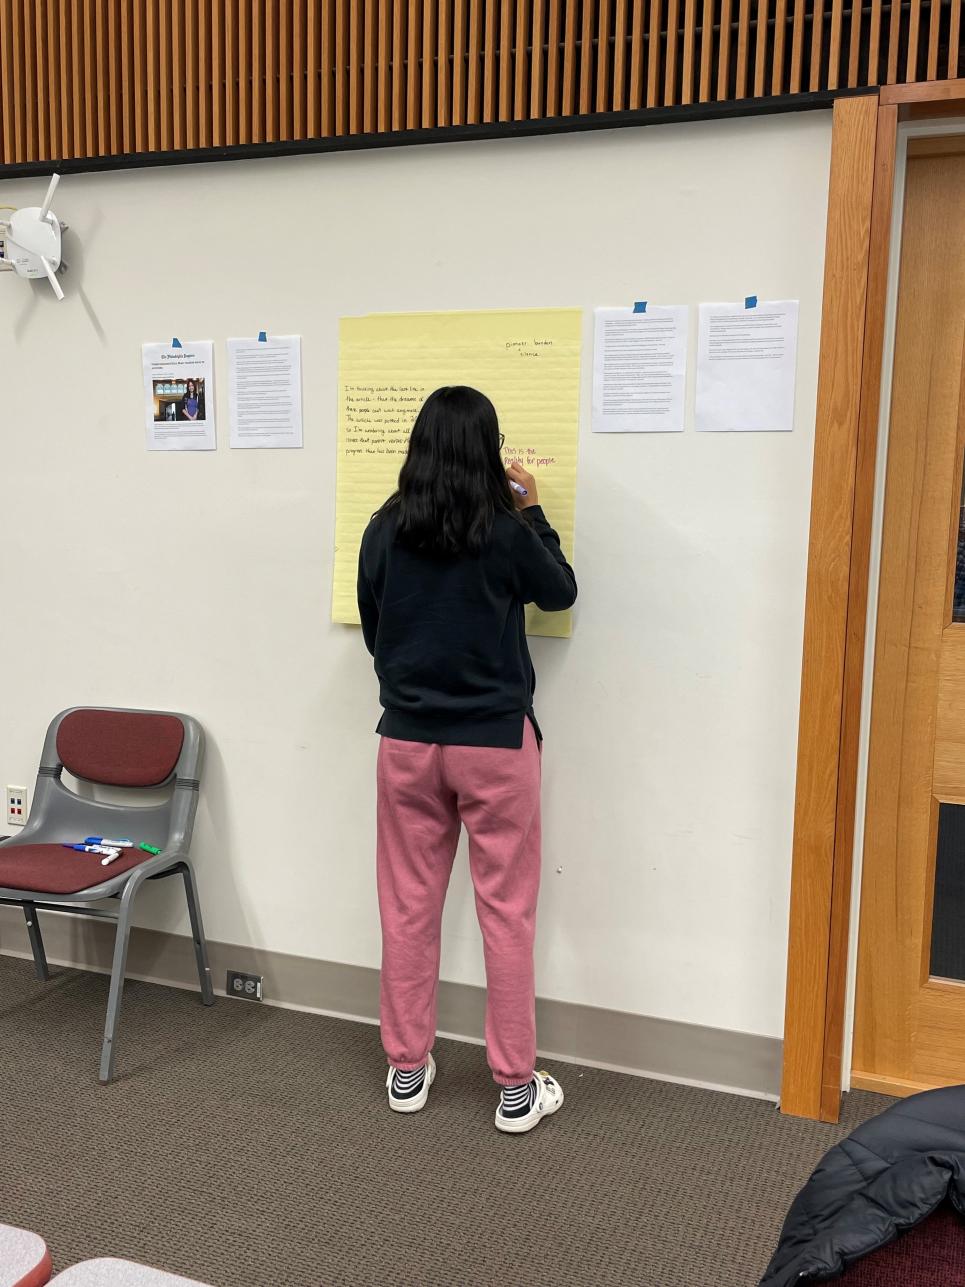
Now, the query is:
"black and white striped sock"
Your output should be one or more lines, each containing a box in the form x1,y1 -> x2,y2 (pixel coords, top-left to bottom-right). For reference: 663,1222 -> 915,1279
499,1077 -> 538,1118
390,1065 -> 427,1099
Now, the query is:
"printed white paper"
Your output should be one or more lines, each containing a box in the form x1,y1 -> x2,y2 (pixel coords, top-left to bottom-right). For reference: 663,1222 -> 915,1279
592,306 -> 689,433
695,300 -> 800,433
142,340 -> 216,451
227,335 -> 303,449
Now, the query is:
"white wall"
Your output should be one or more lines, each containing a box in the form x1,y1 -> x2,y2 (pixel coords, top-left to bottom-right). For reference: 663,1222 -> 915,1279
0,110 -> 831,1040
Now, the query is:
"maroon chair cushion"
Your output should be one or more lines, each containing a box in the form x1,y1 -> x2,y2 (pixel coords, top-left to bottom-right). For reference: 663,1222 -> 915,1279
0,844 -> 153,894
842,1204 -> 965,1284
56,710 -> 184,787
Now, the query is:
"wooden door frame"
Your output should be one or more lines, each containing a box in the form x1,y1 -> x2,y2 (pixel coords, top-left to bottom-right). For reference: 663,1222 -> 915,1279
781,79 -> 965,1122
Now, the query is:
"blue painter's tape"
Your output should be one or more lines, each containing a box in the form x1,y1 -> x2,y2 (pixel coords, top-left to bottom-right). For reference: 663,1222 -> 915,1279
744,295 -> 758,309
171,337 -> 182,348
258,330 -> 267,342
633,301 -> 648,313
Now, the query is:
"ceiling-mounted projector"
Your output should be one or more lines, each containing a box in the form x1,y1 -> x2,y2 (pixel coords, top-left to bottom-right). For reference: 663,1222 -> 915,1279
0,173 -> 68,301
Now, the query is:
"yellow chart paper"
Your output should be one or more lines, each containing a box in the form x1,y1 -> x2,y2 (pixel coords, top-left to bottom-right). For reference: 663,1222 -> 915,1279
333,308 -> 582,638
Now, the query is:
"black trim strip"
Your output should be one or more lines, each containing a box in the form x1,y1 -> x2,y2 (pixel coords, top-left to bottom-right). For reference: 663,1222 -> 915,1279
0,87 -> 875,180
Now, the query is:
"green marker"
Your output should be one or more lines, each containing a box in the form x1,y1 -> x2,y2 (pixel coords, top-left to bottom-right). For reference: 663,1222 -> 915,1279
138,843 -> 162,856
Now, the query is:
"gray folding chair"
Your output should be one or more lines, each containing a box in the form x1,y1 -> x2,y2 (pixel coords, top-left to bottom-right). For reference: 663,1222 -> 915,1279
0,706 -> 214,1082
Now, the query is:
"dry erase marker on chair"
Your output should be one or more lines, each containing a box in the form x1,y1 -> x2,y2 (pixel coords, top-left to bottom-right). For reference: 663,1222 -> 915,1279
509,480 -> 528,497
83,836 -> 134,848
100,848 -> 124,866
63,843 -> 122,857
138,843 -> 162,855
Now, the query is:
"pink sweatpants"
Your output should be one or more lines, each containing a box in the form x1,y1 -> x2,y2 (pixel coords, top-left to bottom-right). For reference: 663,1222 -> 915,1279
376,719 -> 542,1086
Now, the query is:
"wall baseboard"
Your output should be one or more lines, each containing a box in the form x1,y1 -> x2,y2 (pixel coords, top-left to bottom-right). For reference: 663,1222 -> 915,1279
0,907 -> 782,1100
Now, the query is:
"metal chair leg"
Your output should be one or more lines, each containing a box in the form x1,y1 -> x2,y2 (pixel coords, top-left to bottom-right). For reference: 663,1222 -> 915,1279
180,861 -> 215,1006
22,902 -> 49,982
99,886 -> 136,1084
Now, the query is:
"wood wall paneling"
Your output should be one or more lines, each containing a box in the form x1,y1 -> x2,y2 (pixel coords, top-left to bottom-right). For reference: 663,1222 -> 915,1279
0,0 -> 16,163
612,0 -> 627,110
754,0 -> 769,98
9,0 -> 24,161
349,0 -> 364,133
817,103 -> 898,1122
719,0 -> 734,99
664,0 -> 680,104
705,0 -> 720,100
500,0 -> 512,119
780,93 -> 881,1122
628,0 -> 643,107
0,1 -> 951,166
736,0 -> 750,97
422,0 -> 437,126
438,0 -> 452,126
773,0 -> 788,93
682,0 -> 696,103
880,76 -> 965,103
789,0 -> 804,92
648,0 -> 662,106
452,0 -> 466,123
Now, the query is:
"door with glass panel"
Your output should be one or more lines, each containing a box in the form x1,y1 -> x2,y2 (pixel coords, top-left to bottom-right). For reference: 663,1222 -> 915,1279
852,135 -> 965,1096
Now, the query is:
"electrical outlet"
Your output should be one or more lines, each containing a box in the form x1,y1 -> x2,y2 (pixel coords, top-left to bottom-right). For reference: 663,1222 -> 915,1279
227,970 -> 263,1002
5,785 -> 27,828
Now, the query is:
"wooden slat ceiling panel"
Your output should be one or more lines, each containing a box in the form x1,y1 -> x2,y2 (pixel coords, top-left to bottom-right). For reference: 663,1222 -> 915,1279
0,0 -> 952,164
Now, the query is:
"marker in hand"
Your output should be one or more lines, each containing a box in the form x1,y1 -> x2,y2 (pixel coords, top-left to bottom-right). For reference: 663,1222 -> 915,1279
506,462 -> 537,509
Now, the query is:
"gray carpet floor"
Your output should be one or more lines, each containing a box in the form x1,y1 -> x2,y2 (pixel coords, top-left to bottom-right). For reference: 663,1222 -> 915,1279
0,954 -> 892,1287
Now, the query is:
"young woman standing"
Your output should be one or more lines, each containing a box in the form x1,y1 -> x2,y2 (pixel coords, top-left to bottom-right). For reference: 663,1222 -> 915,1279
181,378 -> 201,420
357,385 -> 577,1134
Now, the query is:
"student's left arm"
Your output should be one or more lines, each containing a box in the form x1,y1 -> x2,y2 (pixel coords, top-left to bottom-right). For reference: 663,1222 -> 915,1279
357,527 -> 379,655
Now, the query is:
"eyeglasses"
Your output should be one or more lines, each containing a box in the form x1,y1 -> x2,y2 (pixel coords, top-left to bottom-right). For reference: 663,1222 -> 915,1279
499,433 -> 505,449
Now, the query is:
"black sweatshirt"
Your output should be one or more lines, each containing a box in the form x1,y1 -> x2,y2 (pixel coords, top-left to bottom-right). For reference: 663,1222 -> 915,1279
357,505 -> 577,748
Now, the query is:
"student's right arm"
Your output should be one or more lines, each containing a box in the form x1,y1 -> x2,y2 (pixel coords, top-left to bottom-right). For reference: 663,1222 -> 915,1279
507,465 -> 577,612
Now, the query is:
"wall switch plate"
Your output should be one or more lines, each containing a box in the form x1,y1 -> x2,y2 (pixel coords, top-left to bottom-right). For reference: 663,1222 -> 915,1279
5,786 -> 27,828
227,969 -> 263,1001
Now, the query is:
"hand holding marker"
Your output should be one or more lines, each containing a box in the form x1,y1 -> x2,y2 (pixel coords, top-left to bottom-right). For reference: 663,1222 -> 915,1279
506,461 -> 538,510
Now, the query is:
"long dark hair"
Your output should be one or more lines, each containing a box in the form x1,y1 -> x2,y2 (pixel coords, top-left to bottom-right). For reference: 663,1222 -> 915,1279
377,386 -> 515,556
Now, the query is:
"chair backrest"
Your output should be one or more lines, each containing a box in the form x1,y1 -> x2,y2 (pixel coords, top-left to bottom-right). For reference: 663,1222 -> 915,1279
15,706 -> 205,855
56,709 -> 186,788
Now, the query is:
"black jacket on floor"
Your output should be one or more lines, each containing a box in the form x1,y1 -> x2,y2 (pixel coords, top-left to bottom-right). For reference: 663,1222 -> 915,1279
760,1085 -> 965,1285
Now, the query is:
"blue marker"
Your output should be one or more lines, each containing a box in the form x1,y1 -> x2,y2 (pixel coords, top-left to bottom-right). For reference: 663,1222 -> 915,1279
83,836 -> 134,847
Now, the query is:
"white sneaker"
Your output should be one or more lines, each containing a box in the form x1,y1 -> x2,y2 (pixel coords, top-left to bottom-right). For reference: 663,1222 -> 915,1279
386,1052 -> 436,1113
495,1069 -> 564,1134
